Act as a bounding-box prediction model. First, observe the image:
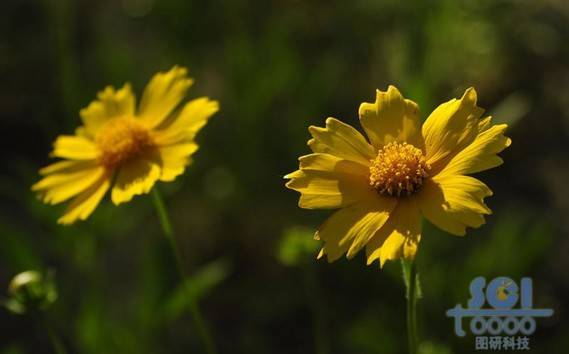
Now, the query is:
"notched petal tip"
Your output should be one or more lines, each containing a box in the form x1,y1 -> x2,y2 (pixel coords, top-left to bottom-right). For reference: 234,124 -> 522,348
404,98 -> 419,113
208,99 -> 221,113
345,249 -> 357,260
324,117 -> 336,125
358,92 -> 380,116
193,96 -> 220,111
57,212 -> 86,225
307,123 -> 328,136
462,87 -> 478,103
97,85 -> 114,100
386,85 -> 403,96
370,85 -> 403,103
158,65 -> 190,81
498,124 -> 513,148
284,169 -> 304,180
171,65 -> 188,75
283,178 -> 294,188
307,125 -> 319,135
57,217 -> 73,226
359,85 -> 422,148
30,181 -> 42,192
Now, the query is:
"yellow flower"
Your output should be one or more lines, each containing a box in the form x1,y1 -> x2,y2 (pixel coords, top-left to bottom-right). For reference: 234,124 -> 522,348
33,66 -> 219,224
285,86 -> 511,267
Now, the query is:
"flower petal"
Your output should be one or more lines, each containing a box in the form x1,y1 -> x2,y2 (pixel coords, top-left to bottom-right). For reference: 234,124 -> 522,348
111,157 -> 161,205
138,66 -> 194,129
365,199 -> 422,267
307,117 -> 375,166
152,97 -> 219,146
51,136 -> 99,160
285,153 -> 372,209
316,196 -> 397,261
358,86 -> 422,149
32,163 -> 106,205
38,160 -> 96,175
422,88 -> 484,174
285,170 -> 370,210
415,175 -> 492,236
158,143 -> 199,182
297,153 -> 369,175
58,175 -> 111,225
437,121 -> 511,177
79,83 -> 135,138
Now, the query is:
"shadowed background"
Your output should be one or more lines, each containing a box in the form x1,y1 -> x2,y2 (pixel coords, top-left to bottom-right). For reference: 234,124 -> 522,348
1,0 -> 568,353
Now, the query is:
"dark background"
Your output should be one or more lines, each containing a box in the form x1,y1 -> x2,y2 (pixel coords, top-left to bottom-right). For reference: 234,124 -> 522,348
1,0 -> 568,353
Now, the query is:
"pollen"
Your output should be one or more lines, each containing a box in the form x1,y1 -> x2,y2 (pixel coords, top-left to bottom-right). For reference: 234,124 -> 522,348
95,118 -> 154,169
369,142 -> 430,197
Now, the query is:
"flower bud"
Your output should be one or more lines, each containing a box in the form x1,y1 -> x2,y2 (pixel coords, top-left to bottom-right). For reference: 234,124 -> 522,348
5,270 -> 57,315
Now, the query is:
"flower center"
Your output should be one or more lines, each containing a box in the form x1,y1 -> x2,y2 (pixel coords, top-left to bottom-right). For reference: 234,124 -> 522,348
95,118 -> 154,169
369,142 -> 430,197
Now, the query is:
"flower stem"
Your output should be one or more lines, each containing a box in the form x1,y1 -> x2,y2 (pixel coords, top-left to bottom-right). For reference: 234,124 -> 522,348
151,188 -> 217,354
402,258 -> 419,354
41,313 -> 67,354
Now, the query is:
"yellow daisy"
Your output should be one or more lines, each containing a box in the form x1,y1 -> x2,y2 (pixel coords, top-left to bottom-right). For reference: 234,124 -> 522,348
33,66 -> 219,225
285,86 -> 511,267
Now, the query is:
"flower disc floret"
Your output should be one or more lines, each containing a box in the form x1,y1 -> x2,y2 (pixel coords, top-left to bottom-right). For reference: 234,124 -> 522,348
95,118 -> 154,169
369,142 -> 430,197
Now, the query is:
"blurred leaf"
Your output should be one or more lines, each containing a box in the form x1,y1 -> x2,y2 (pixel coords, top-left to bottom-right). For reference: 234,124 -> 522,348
464,209 -> 553,277
1,345 -> 24,354
419,341 -> 453,354
162,259 -> 230,321
489,91 -> 532,127
277,226 -> 319,267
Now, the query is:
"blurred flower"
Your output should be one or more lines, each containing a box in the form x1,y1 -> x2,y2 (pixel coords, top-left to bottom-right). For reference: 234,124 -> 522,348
5,270 -> 57,315
286,86 -> 510,267
32,67 -> 219,224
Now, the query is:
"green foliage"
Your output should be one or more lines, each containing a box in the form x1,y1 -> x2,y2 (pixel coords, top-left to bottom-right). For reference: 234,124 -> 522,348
1,0 -> 567,353
162,259 -> 230,322
419,341 -> 453,354
277,226 -> 319,267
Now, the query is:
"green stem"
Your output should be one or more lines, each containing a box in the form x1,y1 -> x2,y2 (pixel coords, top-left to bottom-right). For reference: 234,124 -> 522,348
151,188 -> 217,354
41,314 -> 67,354
403,259 -> 418,354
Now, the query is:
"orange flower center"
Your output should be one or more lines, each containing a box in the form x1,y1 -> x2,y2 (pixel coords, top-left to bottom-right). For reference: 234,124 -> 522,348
369,142 -> 430,197
95,118 -> 154,169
